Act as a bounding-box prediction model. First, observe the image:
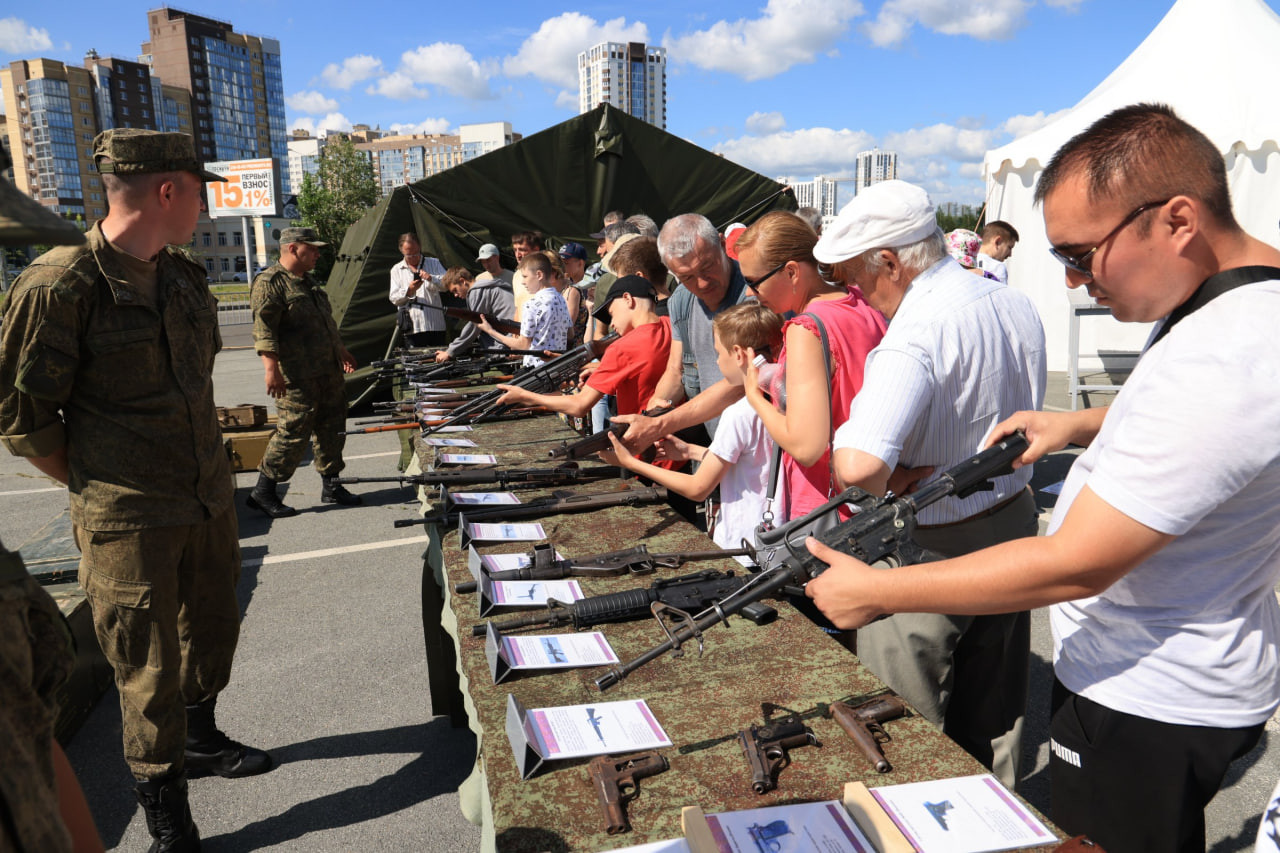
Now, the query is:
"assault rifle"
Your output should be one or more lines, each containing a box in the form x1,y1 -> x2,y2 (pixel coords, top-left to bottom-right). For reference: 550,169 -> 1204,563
339,406 -> 546,435
470,568 -> 777,636
394,484 -> 667,528
453,541 -> 758,594
332,463 -> 621,489
593,431 -> 1030,691
419,333 -> 619,436
546,406 -> 672,460
417,301 -> 521,335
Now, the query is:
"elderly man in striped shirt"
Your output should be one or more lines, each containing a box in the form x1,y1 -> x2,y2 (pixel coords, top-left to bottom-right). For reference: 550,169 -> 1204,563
813,180 -> 1046,791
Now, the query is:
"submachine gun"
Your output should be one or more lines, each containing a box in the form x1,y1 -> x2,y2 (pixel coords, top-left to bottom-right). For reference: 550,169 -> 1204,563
593,431 -> 1030,691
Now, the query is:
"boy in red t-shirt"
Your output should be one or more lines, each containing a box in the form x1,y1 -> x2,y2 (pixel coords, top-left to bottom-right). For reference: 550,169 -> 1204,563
495,275 -> 670,418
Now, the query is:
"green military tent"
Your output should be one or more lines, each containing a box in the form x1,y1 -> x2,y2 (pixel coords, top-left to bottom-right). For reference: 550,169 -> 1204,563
325,103 -> 796,401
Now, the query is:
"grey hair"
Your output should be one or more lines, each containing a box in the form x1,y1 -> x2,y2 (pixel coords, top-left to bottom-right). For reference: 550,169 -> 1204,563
603,209 -> 627,227
859,228 -> 948,275
626,214 -> 659,238
795,207 -> 823,234
657,213 -> 721,263
604,221 -> 641,244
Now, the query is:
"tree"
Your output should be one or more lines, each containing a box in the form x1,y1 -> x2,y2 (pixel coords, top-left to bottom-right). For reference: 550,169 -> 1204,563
296,136 -> 379,282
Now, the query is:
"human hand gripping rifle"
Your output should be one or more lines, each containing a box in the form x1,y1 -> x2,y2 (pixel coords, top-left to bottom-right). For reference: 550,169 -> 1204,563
546,405 -> 673,461
470,568 -> 777,637
588,751 -> 669,835
419,333 -> 619,437
593,431 -> 1030,691
453,541 -> 758,594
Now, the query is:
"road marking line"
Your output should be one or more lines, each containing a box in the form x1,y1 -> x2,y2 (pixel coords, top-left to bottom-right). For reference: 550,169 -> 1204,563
0,486 -> 66,497
242,536 -> 429,569
344,450 -> 402,460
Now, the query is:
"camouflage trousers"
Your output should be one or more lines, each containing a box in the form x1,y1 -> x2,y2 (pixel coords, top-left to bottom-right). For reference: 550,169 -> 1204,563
76,507 -> 241,780
259,374 -> 347,481
0,552 -> 75,853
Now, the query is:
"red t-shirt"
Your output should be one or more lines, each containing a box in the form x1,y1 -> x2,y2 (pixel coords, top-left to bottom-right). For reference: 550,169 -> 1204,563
586,317 -> 672,416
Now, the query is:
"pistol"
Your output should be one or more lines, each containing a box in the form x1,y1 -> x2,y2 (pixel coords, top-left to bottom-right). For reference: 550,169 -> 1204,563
829,692 -> 908,773
737,714 -> 819,794
587,750 -> 669,834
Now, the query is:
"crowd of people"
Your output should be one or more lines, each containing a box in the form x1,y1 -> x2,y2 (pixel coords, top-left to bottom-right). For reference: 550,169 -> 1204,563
2,101 -> 1279,852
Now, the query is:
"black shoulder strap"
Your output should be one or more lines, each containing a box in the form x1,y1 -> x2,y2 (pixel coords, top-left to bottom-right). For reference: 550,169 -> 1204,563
1149,265 -> 1280,348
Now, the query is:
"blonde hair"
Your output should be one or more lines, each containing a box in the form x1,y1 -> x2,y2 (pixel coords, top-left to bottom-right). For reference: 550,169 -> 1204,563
734,211 -> 817,268
712,302 -> 784,360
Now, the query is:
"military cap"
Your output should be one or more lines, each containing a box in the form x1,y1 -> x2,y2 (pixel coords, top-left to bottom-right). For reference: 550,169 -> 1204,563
278,227 -> 327,247
0,149 -> 84,246
93,129 -> 226,183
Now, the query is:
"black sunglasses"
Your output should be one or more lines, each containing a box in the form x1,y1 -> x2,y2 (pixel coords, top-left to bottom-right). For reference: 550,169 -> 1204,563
743,261 -> 788,291
1049,199 -> 1169,279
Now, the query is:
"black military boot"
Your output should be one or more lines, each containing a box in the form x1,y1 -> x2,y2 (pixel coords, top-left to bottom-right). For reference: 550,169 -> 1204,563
246,473 -> 296,518
321,475 -> 362,505
135,772 -> 201,853
184,697 -> 274,778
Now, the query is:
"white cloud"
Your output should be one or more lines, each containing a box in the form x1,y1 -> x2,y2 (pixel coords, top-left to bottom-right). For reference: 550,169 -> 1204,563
504,12 -> 649,89
998,107 -> 1071,140
320,55 -> 383,90
397,43 -> 495,99
882,122 -> 998,162
665,0 -> 863,81
389,118 -> 453,136
367,72 -> 428,100
554,90 -> 579,111
715,126 -> 877,178
285,91 -> 339,114
0,17 -> 52,53
862,0 -> 1031,48
745,111 -> 786,135
290,112 -> 353,136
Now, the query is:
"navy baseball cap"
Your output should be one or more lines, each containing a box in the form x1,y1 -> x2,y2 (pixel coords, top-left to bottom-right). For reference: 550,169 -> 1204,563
558,241 -> 588,261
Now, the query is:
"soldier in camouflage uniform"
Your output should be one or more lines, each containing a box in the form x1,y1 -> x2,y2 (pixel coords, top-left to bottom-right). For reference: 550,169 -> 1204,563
0,150 -> 102,853
0,129 -> 271,853
246,227 -> 361,517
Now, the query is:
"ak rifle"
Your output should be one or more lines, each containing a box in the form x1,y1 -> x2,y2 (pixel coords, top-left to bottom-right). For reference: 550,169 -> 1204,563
471,568 -> 777,637
419,333 -> 619,436
547,405 -> 672,460
340,406 -> 546,435
453,541 -> 758,594
593,431 -> 1030,691
417,301 -> 522,335
394,484 -> 667,528
332,463 -> 621,489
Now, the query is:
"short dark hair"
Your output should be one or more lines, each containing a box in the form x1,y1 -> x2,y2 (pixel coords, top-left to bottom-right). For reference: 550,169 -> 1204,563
1035,103 -> 1237,233
609,236 -> 666,283
100,170 -> 170,207
511,230 -> 544,250
981,221 -> 1019,244
442,266 -> 473,289
603,221 -> 640,244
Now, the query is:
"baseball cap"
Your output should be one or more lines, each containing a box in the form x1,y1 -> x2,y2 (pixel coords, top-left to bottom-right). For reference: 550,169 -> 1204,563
93,129 -> 226,183
558,241 -> 588,261
278,226 -> 326,247
724,222 -> 748,260
0,150 -> 84,246
477,243 -> 500,260
592,275 -> 656,323
813,180 -> 938,264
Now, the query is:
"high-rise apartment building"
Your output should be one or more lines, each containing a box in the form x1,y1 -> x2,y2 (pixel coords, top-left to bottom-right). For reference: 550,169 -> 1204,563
777,175 -> 838,218
287,130 -> 325,196
142,7 -> 288,189
348,122 -> 521,196
854,149 -> 898,195
578,42 -> 666,129
460,121 -> 516,160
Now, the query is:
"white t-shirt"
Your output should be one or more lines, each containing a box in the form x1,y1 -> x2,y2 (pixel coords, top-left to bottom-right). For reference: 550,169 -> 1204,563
976,252 -> 1008,284
707,397 -> 775,566
519,286 -> 571,367
1049,281 -> 1280,728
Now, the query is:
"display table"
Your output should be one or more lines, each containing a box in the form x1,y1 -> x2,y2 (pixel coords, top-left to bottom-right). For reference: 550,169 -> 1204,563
408,413 -> 1063,852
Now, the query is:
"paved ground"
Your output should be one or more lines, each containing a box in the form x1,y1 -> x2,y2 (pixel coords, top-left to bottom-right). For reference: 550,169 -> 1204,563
1,325 -> 1274,851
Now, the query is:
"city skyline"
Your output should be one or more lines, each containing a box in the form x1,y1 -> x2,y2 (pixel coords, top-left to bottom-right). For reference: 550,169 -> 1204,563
0,1 -> 1249,205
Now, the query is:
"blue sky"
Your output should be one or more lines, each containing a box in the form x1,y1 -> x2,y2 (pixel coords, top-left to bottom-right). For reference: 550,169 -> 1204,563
0,1 -> 1242,205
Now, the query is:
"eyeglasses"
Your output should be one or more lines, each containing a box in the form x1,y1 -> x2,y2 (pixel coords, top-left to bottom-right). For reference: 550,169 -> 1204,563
743,261 -> 788,291
1049,199 -> 1169,279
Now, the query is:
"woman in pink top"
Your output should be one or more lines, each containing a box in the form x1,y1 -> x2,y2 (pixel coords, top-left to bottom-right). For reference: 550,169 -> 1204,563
735,212 -> 887,519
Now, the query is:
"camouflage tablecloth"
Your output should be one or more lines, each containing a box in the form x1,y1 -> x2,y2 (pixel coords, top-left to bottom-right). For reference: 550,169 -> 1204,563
412,412 -> 1063,852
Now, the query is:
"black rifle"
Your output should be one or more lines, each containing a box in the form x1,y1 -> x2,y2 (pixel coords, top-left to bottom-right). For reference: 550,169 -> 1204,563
471,568 -> 777,636
415,301 -> 522,335
594,431 -> 1030,690
453,541 -> 758,594
333,463 -> 622,489
546,406 -> 672,460
419,333 -> 619,436
394,484 -> 668,528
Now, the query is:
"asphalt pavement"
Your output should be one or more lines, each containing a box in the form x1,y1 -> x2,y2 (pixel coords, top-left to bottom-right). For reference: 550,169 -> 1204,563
0,322 -> 1274,851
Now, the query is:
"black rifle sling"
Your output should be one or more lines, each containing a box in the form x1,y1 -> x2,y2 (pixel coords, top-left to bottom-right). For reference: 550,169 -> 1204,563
1147,265 -> 1280,349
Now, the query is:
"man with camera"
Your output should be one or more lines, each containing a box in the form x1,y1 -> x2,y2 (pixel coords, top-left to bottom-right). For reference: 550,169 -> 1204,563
389,232 -> 448,347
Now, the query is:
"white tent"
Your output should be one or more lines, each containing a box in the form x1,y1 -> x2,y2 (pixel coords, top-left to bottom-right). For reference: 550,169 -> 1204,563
983,0 -> 1280,372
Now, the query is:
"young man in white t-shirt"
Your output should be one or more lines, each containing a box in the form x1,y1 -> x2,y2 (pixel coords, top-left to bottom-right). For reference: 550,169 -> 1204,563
976,220 -> 1018,284
601,302 -> 780,564
478,252 -> 570,368
803,104 -> 1280,852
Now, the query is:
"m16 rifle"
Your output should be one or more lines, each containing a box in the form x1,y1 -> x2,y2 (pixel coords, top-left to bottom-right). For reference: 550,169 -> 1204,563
593,431 -> 1030,691
470,568 -> 777,636
332,463 -> 622,490
453,541 -> 758,594
546,406 -> 672,460
394,484 -> 668,528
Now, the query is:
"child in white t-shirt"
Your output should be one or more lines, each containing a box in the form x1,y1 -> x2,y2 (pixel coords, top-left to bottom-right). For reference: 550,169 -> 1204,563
602,302 -> 781,565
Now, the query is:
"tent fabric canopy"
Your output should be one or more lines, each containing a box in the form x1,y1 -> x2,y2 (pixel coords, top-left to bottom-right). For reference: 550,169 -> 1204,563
326,104 -> 796,398
983,0 -> 1280,371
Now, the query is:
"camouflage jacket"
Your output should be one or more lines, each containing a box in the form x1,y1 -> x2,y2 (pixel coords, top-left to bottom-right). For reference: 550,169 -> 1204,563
251,262 -> 344,385
0,224 -> 232,530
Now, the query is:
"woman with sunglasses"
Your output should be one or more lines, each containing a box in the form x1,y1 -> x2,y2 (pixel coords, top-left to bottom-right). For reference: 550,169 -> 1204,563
734,211 -> 887,520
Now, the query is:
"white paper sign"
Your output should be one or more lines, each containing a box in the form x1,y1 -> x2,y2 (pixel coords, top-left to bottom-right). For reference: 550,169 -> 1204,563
524,699 -> 671,759
704,800 -> 876,853
426,437 -> 478,447
439,453 -> 498,465
450,492 -> 520,505
869,774 -> 1055,852
490,580 -> 583,606
501,632 -> 618,669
